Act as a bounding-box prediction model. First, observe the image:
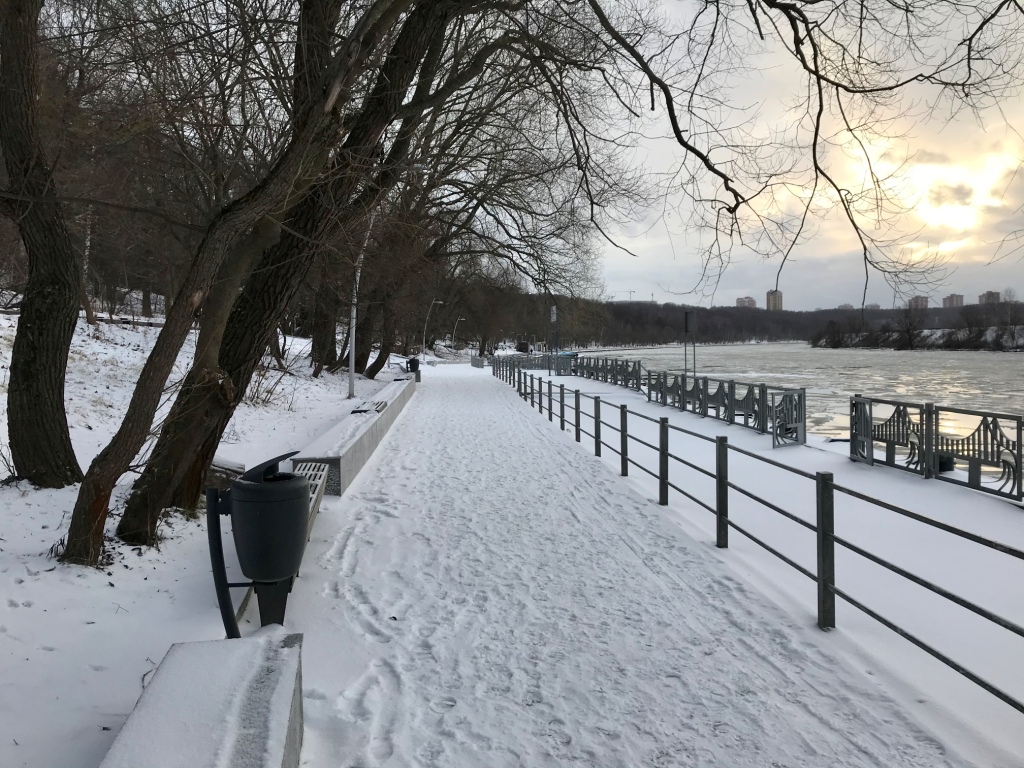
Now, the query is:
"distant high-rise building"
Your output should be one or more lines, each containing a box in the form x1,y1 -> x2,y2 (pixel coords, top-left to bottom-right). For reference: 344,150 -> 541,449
942,294 -> 964,308
837,303 -> 854,310
766,289 -> 783,311
908,295 -> 929,310
865,303 -> 881,310
736,296 -> 756,308
979,290 -> 1001,305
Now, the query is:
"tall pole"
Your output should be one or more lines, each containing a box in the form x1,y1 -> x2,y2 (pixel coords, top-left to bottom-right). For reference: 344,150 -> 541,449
422,298 -> 444,358
452,316 -> 465,354
348,209 -> 376,399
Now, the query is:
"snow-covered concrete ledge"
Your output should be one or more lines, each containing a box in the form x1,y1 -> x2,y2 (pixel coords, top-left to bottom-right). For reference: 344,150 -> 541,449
291,376 -> 416,495
99,629 -> 303,768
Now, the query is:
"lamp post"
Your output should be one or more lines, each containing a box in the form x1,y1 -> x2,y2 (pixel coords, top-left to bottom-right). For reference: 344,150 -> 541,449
348,209 -> 377,399
451,316 -> 465,355
422,298 -> 444,358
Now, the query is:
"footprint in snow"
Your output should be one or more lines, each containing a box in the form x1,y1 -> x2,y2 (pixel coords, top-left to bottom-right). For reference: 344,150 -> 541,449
429,696 -> 457,713
522,688 -> 543,707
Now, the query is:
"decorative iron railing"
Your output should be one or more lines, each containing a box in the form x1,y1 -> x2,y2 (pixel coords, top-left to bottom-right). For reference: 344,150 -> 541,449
631,364 -> 806,448
850,396 -> 1022,502
492,355 -> 808,447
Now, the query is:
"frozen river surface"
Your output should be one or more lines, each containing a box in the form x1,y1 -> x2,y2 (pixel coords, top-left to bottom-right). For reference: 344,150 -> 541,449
594,344 -> 1023,438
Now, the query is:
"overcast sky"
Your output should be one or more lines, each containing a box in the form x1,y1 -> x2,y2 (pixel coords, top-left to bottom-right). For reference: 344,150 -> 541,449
595,3 -> 1024,312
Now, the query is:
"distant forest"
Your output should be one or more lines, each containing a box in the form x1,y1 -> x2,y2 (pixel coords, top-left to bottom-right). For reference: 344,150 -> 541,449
497,296 -> 1024,351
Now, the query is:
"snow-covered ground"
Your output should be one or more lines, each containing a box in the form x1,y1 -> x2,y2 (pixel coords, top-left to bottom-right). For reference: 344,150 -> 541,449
287,365 -> 1015,767
0,316 -> 400,768
1,321 -> 1019,767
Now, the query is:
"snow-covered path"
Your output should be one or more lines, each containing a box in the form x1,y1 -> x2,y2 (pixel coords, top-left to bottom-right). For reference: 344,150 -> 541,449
289,365 -> 968,767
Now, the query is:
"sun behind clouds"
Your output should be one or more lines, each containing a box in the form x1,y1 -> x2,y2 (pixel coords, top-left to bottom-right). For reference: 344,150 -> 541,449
902,152 -> 1018,232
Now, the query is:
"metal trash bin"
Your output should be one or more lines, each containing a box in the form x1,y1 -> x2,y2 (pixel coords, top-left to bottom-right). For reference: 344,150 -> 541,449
206,452 -> 310,636
230,455 -> 309,583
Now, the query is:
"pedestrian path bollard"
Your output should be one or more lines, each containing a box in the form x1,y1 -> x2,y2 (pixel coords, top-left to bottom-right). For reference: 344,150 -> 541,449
206,451 -> 310,638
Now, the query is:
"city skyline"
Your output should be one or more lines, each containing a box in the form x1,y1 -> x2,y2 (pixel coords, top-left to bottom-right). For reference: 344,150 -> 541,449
604,280 -> 1018,311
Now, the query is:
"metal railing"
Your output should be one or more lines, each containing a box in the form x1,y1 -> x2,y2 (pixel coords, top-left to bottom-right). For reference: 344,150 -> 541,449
490,359 -> 1024,718
492,354 -> 807,447
851,396 -> 1023,502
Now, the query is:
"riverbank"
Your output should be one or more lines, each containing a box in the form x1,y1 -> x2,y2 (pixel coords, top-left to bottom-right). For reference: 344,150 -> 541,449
811,326 -> 1024,352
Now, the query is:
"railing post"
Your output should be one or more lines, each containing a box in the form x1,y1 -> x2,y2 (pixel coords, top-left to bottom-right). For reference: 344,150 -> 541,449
923,402 -> 935,479
517,369 -> 522,397
594,397 -> 602,457
716,437 -> 729,547
658,418 -> 669,505
646,370 -> 652,401
575,390 -> 581,442
620,405 -> 629,476
530,374 -> 535,408
538,377 -> 544,413
560,384 -> 565,430
548,379 -> 553,421
816,471 -> 836,630
701,377 -> 709,417
727,380 -> 736,423
759,383 -> 768,432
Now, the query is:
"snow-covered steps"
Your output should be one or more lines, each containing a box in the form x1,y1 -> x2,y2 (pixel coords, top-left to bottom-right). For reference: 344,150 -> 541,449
291,377 -> 416,495
99,630 -> 304,768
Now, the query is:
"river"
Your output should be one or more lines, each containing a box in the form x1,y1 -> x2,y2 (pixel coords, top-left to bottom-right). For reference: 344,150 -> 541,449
593,343 -> 1023,439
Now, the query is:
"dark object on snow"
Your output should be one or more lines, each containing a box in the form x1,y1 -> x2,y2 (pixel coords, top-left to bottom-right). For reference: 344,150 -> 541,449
206,452 -> 309,636
407,357 -> 420,373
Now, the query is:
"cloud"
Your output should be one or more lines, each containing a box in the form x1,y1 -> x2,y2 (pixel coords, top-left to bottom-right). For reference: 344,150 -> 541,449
914,149 -> 952,165
928,183 -> 974,207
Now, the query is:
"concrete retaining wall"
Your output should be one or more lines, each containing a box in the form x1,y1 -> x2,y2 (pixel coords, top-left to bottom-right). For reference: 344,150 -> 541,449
292,376 -> 416,496
100,631 -> 304,768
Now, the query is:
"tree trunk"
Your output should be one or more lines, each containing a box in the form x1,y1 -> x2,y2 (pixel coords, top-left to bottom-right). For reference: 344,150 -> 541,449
0,0 -> 84,487
364,302 -> 395,379
142,289 -> 152,318
269,326 -> 286,368
310,277 -> 340,371
115,368 -> 234,544
353,300 -> 376,374
194,217 -> 279,370
79,204 -> 97,326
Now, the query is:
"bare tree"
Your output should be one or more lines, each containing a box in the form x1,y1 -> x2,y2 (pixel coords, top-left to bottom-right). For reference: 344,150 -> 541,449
0,0 -> 84,487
